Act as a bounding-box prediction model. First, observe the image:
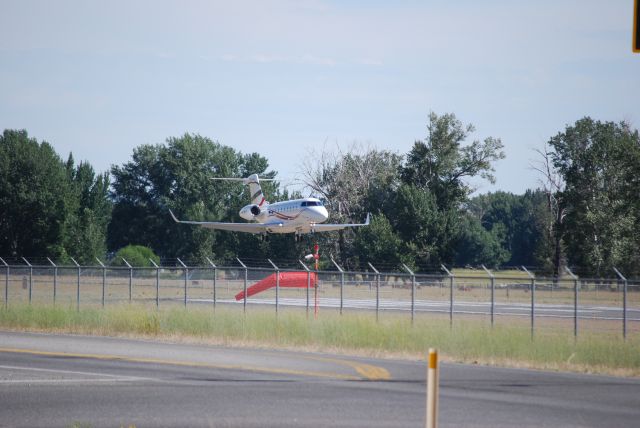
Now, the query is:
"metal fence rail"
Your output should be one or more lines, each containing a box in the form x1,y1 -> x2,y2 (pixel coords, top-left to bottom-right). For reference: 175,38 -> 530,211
1,258 -> 638,339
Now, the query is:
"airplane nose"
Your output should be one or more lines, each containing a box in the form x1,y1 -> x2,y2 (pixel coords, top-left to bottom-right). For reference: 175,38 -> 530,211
318,207 -> 328,222
306,206 -> 328,223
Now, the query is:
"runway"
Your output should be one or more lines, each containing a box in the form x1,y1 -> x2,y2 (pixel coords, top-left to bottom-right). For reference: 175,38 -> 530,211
0,331 -> 639,427
196,297 -> 640,321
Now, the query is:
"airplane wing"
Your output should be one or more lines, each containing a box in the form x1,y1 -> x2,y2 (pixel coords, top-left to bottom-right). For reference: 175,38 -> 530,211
169,210 -> 279,234
170,210 -> 370,234
307,213 -> 371,233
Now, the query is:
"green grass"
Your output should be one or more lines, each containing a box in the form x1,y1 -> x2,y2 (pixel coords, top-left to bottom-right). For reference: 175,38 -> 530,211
1,303 -> 638,377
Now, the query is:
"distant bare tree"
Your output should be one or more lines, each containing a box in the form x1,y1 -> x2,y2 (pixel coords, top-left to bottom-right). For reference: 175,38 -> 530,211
298,142 -> 402,267
531,143 -> 567,276
299,142 -> 401,222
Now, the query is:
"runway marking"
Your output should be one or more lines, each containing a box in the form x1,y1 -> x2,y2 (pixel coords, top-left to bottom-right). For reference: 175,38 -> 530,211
0,347 -> 387,381
246,350 -> 392,381
0,379 -> 141,384
300,356 -> 391,381
0,364 -> 151,384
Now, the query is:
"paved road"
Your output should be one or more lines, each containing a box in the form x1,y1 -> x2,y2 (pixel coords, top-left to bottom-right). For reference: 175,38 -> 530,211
195,297 -> 640,321
0,331 -> 639,427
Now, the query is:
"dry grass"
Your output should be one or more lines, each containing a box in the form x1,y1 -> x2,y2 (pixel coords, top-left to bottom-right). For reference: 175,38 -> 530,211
0,303 -> 639,377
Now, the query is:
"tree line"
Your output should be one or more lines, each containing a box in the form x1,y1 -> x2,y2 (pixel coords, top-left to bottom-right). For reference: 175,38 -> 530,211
1,113 -> 639,277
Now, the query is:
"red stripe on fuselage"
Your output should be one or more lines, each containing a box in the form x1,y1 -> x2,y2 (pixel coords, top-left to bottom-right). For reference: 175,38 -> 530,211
269,210 -> 301,221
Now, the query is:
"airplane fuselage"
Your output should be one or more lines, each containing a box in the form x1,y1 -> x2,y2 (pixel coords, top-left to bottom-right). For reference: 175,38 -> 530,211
239,198 -> 329,234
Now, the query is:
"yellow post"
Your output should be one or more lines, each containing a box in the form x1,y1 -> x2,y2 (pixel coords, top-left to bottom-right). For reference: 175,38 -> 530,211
426,348 -> 439,428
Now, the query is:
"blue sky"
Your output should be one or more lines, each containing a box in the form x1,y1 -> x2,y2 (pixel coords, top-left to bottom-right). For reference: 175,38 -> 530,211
1,0 -> 638,194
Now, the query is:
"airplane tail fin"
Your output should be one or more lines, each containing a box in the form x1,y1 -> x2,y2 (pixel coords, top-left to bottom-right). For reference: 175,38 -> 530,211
244,174 -> 268,207
211,174 -> 274,207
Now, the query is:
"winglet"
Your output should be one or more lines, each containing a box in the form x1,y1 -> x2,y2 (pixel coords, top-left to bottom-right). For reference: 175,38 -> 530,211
364,213 -> 371,225
169,209 -> 180,223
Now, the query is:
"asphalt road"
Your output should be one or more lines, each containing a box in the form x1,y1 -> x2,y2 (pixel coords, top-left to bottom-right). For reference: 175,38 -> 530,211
0,331 -> 639,427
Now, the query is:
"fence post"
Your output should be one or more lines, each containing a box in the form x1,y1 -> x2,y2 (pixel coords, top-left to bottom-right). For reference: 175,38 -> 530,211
121,258 -> 132,302
522,266 -> 535,339
368,263 -> 380,322
441,265 -> 453,327
96,258 -> 106,308
237,258 -> 248,313
70,257 -> 80,311
206,257 -> 217,310
177,258 -> 188,307
565,267 -> 578,338
149,259 -> 160,308
22,257 -> 32,304
403,264 -> 416,324
268,259 -> 279,314
0,257 -> 7,309
613,267 -> 627,340
482,265 -> 495,327
330,256 -> 344,315
47,258 -> 57,305
299,260 -> 311,317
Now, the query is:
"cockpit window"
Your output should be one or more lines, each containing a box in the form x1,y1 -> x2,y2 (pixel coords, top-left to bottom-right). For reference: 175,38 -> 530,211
302,200 -> 323,207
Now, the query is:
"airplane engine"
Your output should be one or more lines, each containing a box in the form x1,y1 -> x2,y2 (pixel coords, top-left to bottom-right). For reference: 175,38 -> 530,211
240,204 -> 266,221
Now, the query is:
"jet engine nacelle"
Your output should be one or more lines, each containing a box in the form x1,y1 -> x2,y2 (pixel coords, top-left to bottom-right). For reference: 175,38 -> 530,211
240,204 -> 267,221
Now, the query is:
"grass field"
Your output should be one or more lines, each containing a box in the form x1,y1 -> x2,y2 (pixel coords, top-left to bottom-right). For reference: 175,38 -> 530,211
0,303 -> 638,377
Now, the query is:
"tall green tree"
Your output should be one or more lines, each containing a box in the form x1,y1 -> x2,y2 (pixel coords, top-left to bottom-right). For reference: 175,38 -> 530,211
397,112 -> 505,267
454,214 -> 509,267
548,117 -> 640,276
401,112 -> 505,211
466,190 -> 550,267
0,130 -> 71,258
63,157 -> 112,264
389,184 -> 448,266
354,213 -> 405,270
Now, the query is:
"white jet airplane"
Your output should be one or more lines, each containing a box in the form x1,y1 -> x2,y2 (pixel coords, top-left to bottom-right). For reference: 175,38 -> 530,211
169,174 -> 369,235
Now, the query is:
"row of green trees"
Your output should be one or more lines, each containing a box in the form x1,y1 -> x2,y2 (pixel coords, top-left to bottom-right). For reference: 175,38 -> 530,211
1,114 -> 638,276
0,130 -> 110,263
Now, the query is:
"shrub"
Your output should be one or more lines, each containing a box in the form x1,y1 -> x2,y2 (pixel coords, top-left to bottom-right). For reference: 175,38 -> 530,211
111,245 -> 160,267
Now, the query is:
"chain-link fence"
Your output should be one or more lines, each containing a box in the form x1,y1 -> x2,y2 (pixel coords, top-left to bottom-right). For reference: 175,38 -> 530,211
1,258 -> 638,338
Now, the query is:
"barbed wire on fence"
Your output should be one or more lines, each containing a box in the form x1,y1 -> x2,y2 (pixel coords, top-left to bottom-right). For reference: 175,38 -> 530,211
2,256 -> 639,281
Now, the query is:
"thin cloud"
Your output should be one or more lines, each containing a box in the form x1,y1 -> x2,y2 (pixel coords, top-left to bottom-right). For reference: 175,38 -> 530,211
356,58 -> 383,66
218,53 -> 337,66
300,54 -> 336,66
